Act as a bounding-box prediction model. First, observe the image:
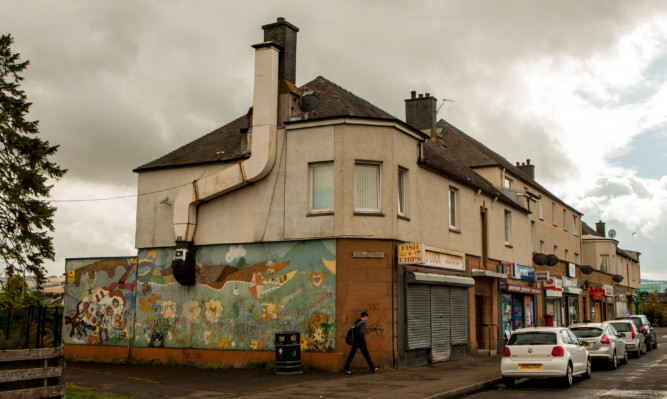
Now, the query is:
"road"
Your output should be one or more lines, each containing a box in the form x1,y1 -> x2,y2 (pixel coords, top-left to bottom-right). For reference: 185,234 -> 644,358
463,330 -> 667,398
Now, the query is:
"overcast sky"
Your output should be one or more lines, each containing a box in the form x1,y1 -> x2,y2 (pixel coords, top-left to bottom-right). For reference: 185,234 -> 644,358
3,1 -> 667,280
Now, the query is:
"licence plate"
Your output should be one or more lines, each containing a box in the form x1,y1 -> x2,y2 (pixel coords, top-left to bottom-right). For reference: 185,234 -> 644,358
519,364 -> 542,369
585,343 -> 592,348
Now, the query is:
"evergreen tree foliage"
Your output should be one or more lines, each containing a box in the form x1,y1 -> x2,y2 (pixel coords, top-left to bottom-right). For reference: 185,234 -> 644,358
0,34 -> 66,287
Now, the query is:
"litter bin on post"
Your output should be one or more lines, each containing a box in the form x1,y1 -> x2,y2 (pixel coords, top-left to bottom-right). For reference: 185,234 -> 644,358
544,313 -> 554,327
275,331 -> 301,375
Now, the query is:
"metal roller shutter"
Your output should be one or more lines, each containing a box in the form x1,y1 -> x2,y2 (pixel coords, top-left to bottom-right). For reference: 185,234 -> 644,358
450,287 -> 469,345
430,286 -> 451,361
406,284 -> 431,350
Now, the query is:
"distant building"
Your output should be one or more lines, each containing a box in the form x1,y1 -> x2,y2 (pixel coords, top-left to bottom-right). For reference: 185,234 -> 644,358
641,281 -> 665,293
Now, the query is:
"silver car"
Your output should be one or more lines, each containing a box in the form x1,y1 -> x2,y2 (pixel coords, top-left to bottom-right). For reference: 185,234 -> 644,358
570,323 -> 627,369
608,320 -> 645,358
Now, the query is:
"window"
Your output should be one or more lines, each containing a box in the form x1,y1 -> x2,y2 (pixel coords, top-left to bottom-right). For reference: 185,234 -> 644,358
310,162 -> 333,213
573,215 -> 579,236
398,168 -> 407,217
355,162 -> 381,213
552,202 -> 557,225
554,245 -> 558,256
449,187 -> 459,230
504,210 -> 512,245
574,253 -> 580,264
600,254 -> 609,272
540,240 -> 544,253
531,221 -> 536,251
564,249 -> 569,261
538,199 -> 543,219
504,177 -> 513,188
563,209 -> 568,230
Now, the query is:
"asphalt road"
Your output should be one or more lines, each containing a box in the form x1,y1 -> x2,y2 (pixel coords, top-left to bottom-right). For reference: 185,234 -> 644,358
462,328 -> 667,398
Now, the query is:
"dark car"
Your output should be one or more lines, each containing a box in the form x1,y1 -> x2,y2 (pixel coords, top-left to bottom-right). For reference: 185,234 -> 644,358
616,315 -> 658,351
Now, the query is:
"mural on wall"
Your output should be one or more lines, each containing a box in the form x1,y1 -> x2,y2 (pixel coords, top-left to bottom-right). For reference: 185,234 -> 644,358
63,257 -> 137,346
134,239 -> 336,352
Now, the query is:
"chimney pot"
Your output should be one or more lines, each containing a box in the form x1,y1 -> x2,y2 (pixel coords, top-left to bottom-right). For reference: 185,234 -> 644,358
426,93 -> 430,98
418,94 -> 423,98
527,159 -> 531,165
411,91 -> 416,99
277,17 -> 285,22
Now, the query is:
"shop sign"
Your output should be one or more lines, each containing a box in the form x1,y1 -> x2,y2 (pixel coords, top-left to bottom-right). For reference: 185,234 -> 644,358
544,278 -> 562,291
545,289 -> 563,298
513,264 -> 535,281
397,243 -> 465,271
561,276 -> 577,289
535,271 -> 550,281
506,281 -> 540,295
589,286 -> 605,301
568,262 -> 576,278
499,279 -> 507,290
500,262 -> 514,277
603,284 -> 614,297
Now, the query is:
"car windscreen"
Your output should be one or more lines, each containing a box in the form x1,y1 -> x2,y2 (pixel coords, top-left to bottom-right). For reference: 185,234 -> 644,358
570,327 -> 603,338
508,332 -> 557,345
610,322 -> 631,332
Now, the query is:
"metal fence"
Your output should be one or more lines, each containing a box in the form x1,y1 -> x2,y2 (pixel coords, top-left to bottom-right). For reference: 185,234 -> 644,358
0,306 -> 63,349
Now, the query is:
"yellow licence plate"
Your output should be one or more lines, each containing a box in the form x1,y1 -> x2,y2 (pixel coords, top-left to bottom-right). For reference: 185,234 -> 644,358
585,343 -> 592,348
519,364 -> 542,369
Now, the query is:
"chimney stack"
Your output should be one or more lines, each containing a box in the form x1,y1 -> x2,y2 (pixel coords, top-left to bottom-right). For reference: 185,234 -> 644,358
595,220 -> 606,237
405,91 -> 437,131
516,159 -> 535,179
262,17 -> 299,84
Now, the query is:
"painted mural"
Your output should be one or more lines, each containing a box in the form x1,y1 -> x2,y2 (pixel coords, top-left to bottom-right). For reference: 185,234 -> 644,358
63,257 -> 137,346
134,240 -> 336,352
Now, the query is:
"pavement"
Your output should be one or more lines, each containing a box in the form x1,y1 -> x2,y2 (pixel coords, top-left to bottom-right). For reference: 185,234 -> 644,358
66,352 -> 503,399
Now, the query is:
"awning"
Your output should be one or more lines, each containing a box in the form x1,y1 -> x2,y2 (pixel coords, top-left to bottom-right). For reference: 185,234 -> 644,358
407,272 -> 475,287
472,269 -> 507,279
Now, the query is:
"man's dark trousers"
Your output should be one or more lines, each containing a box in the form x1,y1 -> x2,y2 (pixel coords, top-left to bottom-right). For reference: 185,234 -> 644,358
345,340 -> 375,371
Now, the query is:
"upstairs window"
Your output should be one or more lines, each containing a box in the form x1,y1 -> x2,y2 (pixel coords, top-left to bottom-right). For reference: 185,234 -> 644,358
538,199 -> 543,220
449,187 -> 460,230
398,168 -> 407,217
310,162 -> 333,213
600,254 -> 609,273
575,253 -> 580,264
563,209 -> 568,231
564,249 -> 569,261
540,240 -> 544,253
504,177 -> 513,188
573,215 -> 579,236
552,202 -> 557,226
355,162 -> 381,213
504,210 -> 512,245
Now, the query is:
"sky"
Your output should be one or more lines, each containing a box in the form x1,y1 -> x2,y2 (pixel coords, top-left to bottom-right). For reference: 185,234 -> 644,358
2,1 -> 667,280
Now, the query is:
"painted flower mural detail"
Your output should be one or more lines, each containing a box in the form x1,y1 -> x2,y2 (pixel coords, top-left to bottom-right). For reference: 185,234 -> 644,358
185,301 -> 201,319
161,300 -> 177,319
205,299 -> 223,323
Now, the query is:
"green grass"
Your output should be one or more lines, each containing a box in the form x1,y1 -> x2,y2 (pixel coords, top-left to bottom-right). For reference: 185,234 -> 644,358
66,382 -> 136,399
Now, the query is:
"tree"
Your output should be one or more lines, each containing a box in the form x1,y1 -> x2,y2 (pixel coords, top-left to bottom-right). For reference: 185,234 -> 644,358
0,34 -> 66,288
0,274 -> 41,308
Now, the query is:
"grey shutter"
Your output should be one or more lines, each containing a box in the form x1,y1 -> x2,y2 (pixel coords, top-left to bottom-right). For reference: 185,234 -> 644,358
450,287 -> 469,345
430,286 -> 451,361
407,284 -> 431,349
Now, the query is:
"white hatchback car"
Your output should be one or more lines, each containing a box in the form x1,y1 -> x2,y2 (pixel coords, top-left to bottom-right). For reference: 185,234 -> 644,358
501,327 -> 592,388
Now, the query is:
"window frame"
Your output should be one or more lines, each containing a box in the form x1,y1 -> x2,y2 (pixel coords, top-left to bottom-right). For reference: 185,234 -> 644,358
563,209 -> 568,231
354,161 -> 382,214
552,202 -> 557,226
538,199 -> 543,220
449,186 -> 460,231
504,210 -> 512,246
573,215 -> 579,236
600,254 -> 609,273
398,167 -> 407,218
309,161 -> 334,214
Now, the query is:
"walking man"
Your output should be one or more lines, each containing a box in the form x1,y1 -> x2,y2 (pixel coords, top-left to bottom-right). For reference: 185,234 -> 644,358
344,311 -> 379,374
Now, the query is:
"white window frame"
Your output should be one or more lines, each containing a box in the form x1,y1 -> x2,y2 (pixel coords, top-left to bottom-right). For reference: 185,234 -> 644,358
504,210 -> 512,246
354,162 -> 381,214
398,167 -> 407,217
554,245 -> 558,256
449,186 -> 460,230
564,249 -> 569,261
573,215 -> 579,236
574,253 -> 580,264
309,162 -> 334,214
563,209 -> 568,231
552,202 -> 557,226
600,254 -> 609,272
538,199 -> 543,220
504,177 -> 513,188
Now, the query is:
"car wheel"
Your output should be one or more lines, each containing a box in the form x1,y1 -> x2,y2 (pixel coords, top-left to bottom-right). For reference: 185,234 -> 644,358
561,363 -> 574,388
621,349 -> 628,365
653,339 -> 658,350
609,351 -> 617,370
502,377 -> 515,387
583,357 -> 592,379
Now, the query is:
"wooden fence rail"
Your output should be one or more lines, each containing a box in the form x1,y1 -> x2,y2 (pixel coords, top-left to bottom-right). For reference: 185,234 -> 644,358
0,348 -> 64,399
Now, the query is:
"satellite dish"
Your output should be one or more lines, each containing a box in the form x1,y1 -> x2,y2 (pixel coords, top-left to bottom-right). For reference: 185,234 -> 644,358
608,229 -> 616,238
300,92 -> 320,112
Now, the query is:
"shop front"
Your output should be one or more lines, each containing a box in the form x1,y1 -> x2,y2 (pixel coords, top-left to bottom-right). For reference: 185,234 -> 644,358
499,263 -> 539,338
615,287 -> 628,317
589,286 -> 605,322
562,276 -> 582,326
398,243 -> 474,367
544,277 -> 564,326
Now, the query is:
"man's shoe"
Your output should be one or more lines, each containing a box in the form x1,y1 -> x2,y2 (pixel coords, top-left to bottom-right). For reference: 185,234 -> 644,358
373,366 -> 379,373
344,370 -> 352,375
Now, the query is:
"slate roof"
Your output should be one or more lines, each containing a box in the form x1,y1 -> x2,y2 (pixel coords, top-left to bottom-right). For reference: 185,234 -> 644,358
135,76 -> 397,172
435,119 -> 581,214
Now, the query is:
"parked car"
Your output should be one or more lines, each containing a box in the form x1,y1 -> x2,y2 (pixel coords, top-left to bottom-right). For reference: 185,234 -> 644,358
501,327 -> 592,388
607,320 -> 645,358
569,322 -> 628,369
616,315 -> 658,351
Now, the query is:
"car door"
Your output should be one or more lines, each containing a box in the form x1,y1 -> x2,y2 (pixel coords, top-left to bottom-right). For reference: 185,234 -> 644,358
607,325 -> 624,358
565,329 -> 586,372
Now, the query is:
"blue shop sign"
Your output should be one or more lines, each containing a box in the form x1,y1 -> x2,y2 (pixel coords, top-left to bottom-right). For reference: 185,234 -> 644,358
513,264 -> 535,281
